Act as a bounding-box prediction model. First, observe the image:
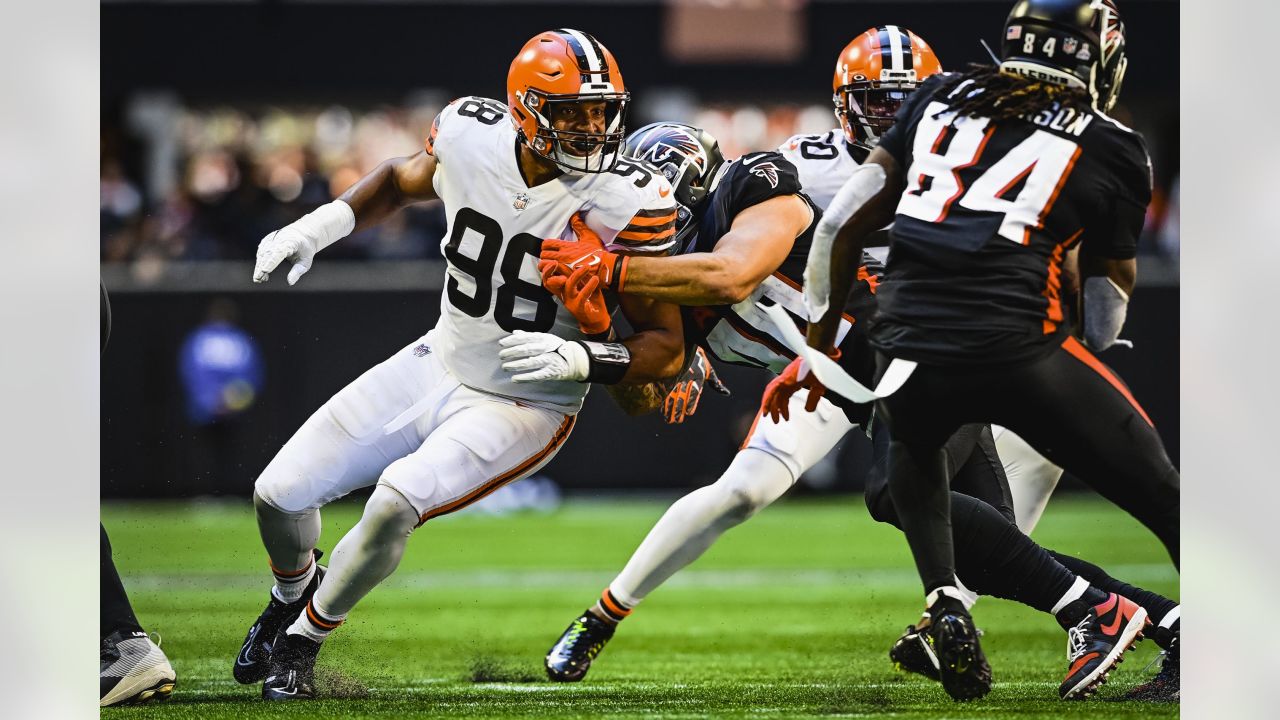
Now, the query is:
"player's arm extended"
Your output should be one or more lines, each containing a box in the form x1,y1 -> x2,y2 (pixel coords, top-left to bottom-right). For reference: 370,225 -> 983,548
253,151 -> 439,284
805,147 -> 903,352
339,150 -> 440,231
619,195 -> 811,306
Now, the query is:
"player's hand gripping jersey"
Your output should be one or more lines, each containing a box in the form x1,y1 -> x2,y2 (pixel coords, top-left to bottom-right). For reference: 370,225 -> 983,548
428,97 -> 676,413
680,151 -> 882,421
872,74 -> 1152,365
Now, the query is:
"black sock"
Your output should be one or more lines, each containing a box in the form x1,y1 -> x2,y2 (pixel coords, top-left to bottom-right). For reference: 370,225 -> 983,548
1049,550 -> 1179,647
949,493 -> 1077,615
101,524 -> 144,639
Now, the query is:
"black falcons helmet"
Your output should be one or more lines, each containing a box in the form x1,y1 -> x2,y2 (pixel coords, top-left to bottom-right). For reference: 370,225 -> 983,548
624,122 -> 725,210
1000,0 -> 1129,112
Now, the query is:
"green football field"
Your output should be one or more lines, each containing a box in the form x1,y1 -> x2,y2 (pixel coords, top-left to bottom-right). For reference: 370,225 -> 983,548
102,494 -> 1178,719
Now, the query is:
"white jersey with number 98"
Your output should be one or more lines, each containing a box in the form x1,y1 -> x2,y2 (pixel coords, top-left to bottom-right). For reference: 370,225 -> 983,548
426,96 -> 677,414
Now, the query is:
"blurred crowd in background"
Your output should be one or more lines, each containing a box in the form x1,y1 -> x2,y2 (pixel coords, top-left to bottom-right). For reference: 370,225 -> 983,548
101,95 -> 1180,271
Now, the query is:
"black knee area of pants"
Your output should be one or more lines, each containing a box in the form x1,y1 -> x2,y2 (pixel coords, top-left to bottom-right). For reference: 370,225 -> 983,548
949,494 -> 1074,613
864,479 -> 899,527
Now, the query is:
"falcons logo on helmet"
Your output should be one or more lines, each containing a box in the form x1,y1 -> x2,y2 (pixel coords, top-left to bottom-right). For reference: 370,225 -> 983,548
749,162 -> 780,188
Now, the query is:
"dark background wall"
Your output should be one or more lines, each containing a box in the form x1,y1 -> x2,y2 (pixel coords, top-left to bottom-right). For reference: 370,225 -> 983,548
102,1 -> 1178,107
102,285 -> 1178,498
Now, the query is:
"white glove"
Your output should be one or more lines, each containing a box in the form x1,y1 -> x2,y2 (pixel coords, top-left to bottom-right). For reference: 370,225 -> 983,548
253,226 -> 317,285
498,331 -> 590,383
253,200 -> 355,285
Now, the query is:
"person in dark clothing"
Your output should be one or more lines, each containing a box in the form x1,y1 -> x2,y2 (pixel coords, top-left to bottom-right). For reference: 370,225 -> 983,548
768,0 -> 1177,703
100,281 -> 176,706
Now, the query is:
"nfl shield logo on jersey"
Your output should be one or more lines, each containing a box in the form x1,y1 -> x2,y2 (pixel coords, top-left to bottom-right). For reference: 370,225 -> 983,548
513,192 -> 532,211
413,343 -> 432,357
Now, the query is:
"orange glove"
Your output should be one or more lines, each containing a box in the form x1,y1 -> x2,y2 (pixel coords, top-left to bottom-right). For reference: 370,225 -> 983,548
541,261 -> 612,336
760,351 -> 839,423
539,212 -> 629,290
662,347 -> 730,424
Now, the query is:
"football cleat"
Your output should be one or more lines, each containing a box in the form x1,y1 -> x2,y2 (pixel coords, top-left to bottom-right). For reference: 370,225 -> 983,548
233,549 -> 326,684
889,613 -> 940,681
1060,592 -> 1148,700
1120,630 -> 1178,702
928,598 -> 992,701
100,629 -> 176,707
545,611 -> 616,682
261,631 -> 321,701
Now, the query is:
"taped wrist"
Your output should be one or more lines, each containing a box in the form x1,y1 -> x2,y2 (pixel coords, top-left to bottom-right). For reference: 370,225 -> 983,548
292,200 -> 356,252
1082,276 -> 1130,351
573,340 -> 631,384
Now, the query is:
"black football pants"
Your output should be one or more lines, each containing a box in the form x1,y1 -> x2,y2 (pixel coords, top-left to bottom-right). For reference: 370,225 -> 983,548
874,336 -> 1180,595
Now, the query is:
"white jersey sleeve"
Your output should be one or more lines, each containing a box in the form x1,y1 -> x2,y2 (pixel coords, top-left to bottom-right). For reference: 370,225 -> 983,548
579,158 -> 678,256
777,129 -> 861,211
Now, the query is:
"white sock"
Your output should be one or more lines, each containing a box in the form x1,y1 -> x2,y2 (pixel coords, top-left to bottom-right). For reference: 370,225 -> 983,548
925,585 -> 968,608
270,561 -> 316,604
954,578 -> 979,610
611,449 -> 795,602
286,597 -> 345,643
1050,576 -> 1092,615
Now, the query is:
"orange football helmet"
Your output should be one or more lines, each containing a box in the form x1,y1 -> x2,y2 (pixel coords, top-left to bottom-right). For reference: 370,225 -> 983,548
508,29 -> 629,174
833,26 -> 942,151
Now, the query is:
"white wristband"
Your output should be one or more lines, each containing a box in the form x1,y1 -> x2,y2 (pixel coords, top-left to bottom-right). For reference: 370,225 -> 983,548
292,199 -> 356,252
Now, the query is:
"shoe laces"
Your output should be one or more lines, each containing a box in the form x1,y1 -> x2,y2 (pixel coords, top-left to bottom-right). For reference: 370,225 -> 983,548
561,619 -> 588,649
1066,616 -> 1091,663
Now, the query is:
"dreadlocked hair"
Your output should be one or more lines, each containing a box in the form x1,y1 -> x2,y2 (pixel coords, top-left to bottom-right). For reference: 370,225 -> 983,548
936,63 -> 1092,122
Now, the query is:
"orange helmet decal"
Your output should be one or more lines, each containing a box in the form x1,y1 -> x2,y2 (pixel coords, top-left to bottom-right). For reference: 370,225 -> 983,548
832,26 -> 942,151
507,29 -> 630,173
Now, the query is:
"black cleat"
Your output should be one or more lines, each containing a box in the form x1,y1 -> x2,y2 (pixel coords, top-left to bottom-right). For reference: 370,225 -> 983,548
233,549 -> 326,684
1120,630 -> 1178,702
261,631 -> 321,701
100,629 -> 176,707
928,598 -> 992,701
890,613 -> 941,681
545,611 -> 616,682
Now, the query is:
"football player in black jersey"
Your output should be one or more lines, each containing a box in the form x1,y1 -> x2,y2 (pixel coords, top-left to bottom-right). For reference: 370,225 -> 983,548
771,0 -> 1178,701
519,117 -> 1175,700
100,282 -> 177,706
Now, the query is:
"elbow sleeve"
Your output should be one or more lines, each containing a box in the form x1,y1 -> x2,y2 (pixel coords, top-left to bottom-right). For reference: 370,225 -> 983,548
1082,276 -> 1130,351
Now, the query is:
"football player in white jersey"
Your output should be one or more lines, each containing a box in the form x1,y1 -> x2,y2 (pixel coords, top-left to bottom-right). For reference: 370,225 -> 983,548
235,29 -> 686,701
